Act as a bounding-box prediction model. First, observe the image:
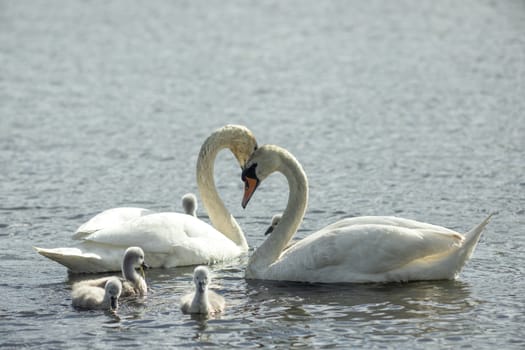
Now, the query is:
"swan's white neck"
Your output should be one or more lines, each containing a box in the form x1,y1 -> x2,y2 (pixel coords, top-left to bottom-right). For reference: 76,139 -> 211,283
247,148 -> 308,273
196,128 -> 248,250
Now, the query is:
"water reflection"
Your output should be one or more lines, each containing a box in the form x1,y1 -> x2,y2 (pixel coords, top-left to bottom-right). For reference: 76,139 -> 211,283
244,279 -> 475,340
103,310 -> 121,324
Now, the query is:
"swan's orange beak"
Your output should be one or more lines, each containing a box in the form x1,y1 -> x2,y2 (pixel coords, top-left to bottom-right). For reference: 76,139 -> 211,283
242,177 -> 259,209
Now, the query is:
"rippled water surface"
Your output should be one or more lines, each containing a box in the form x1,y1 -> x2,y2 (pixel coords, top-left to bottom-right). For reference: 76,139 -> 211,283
1,0 -> 524,348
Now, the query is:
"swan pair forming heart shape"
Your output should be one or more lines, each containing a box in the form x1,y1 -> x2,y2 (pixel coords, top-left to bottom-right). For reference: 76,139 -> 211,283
36,125 -> 492,283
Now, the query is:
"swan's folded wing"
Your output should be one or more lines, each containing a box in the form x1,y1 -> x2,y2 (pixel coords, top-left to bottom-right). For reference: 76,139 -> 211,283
73,207 -> 154,239
168,235 -> 242,266
323,216 -> 461,236
284,224 -> 464,274
80,212 -> 224,253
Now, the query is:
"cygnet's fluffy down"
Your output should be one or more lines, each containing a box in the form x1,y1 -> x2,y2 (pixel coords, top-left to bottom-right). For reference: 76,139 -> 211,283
72,277 -> 122,311
180,266 -> 225,315
264,214 -> 282,235
72,247 -> 149,297
264,214 -> 297,250
181,193 -> 198,217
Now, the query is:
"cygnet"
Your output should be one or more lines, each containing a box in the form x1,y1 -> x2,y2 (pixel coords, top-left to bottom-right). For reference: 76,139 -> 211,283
180,266 -> 225,315
72,277 -> 122,311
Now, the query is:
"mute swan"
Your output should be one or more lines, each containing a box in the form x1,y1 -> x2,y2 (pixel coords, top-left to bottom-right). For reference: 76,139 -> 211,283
182,193 -> 198,217
241,144 -> 493,283
180,266 -> 225,315
34,125 -> 257,273
72,247 -> 149,297
72,277 -> 122,311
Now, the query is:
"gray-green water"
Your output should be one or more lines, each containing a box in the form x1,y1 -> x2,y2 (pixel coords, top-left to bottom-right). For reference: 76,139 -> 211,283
1,0 -> 524,348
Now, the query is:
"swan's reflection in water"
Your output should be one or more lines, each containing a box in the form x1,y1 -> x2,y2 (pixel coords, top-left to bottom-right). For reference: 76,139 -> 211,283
244,279 -> 475,344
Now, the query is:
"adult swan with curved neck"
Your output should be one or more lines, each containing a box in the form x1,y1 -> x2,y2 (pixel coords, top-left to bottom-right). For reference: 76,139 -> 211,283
241,144 -> 493,283
34,125 -> 257,273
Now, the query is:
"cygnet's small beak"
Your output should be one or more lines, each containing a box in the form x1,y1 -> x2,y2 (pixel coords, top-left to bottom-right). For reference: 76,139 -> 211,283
139,261 -> 150,278
197,281 -> 206,293
110,296 -> 118,310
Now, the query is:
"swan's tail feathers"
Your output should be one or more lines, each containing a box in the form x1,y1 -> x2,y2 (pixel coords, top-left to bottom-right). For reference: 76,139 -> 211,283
33,246 -> 109,274
455,213 -> 495,273
464,213 -> 495,255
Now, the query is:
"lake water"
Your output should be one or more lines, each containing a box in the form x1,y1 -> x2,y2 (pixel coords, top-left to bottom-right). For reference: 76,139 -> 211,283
1,0 -> 524,348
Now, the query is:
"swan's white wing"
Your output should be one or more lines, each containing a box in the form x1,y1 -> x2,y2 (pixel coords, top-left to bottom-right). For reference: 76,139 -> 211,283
35,212 -> 243,272
273,223 -> 463,281
322,216 -> 461,237
82,212 -> 238,254
73,207 -> 154,239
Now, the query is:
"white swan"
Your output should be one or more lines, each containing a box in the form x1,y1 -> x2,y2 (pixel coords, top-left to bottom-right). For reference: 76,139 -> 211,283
180,266 -> 225,315
72,247 -> 149,297
34,125 -> 257,273
72,277 -> 122,311
241,144 -> 493,283
181,193 -> 198,217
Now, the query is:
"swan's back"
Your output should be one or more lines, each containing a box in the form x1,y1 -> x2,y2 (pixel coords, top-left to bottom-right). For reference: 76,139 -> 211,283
255,219 -> 468,283
73,207 -> 154,239
321,216 -> 462,239
83,212 -> 238,252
